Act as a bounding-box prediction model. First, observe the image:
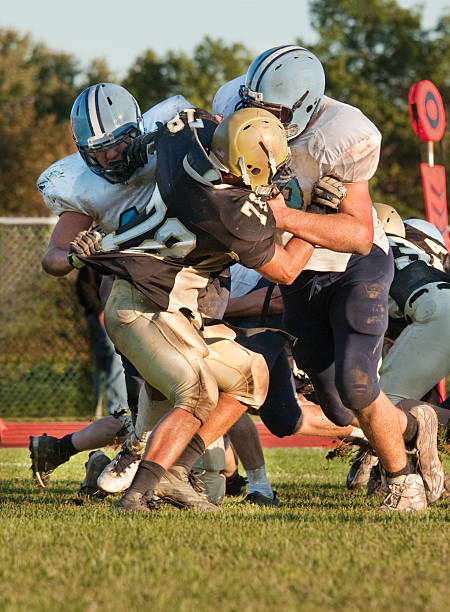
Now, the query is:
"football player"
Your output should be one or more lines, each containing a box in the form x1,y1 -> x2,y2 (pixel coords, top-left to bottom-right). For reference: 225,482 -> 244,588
212,45 -> 444,510
376,206 -> 450,405
37,84 -> 317,513
347,204 -> 450,496
31,87 -> 216,506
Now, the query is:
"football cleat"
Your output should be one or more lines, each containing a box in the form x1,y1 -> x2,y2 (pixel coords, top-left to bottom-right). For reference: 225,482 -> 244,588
366,464 -> 388,497
225,470 -> 248,497
154,465 -> 219,511
346,446 -> 379,491
78,450 -> 112,498
29,434 -> 70,487
441,473 -> 450,500
242,491 -> 280,507
381,473 -> 427,511
114,489 -> 159,513
410,404 -> 445,503
97,443 -> 142,494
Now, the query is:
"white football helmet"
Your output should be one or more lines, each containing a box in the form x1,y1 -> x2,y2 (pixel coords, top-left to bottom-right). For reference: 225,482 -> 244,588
71,83 -> 143,183
239,45 -> 325,140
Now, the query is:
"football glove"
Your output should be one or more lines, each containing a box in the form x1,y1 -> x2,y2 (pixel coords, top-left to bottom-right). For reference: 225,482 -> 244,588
308,176 -> 347,214
123,130 -> 157,169
68,228 -> 103,268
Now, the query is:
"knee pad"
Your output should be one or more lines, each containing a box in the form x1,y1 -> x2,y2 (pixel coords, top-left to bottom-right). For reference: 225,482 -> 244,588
336,365 -> 380,413
192,437 -> 226,504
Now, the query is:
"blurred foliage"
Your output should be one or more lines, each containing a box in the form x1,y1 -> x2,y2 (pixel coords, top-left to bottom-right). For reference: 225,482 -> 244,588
0,0 -> 449,219
307,0 -> 450,216
0,223 -> 93,418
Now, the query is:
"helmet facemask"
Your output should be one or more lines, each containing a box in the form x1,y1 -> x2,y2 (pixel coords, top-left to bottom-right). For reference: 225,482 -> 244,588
78,126 -> 141,184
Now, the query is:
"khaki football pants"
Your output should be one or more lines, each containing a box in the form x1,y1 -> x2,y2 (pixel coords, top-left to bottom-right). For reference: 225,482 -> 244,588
104,279 -> 269,424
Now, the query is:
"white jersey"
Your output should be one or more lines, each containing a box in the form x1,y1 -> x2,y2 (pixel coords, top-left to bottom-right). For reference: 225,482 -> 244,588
37,96 -> 194,234
213,78 -> 388,272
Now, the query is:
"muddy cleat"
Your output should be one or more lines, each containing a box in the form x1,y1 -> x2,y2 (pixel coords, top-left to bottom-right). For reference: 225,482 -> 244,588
366,464 -> 388,497
381,473 -> 427,511
242,491 -> 280,507
410,404 -> 445,503
78,451 -> 111,498
29,434 -> 70,487
114,489 -> 159,514
97,443 -> 142,494
154,465 -> 219,511
346,446 -> 379,491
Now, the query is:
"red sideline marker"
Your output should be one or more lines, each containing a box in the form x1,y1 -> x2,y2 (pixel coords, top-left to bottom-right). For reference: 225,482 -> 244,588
409,80 -> 449,398
409,80 -> 449,251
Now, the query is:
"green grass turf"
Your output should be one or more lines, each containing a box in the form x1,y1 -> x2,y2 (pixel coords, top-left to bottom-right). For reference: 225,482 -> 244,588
0,448 -> 448,612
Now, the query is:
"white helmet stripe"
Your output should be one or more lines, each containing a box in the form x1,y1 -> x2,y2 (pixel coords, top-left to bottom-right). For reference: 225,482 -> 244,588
87,85 -> 104,137
248,45 -> 305,90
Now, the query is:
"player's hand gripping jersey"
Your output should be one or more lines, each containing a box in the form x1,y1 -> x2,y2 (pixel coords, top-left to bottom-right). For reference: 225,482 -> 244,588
79,109 -> 277,314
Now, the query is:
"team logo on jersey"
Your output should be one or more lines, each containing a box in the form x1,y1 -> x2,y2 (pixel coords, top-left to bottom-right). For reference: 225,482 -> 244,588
273,175 -> 304,210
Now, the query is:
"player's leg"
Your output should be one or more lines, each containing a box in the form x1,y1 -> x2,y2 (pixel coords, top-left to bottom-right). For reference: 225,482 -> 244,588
227,413 -> 279,506
152,326 -> 269,510
104,282 -> 222,512
29,416 -> 122,487
330,248 -> 442,507
283,250 -> 427,510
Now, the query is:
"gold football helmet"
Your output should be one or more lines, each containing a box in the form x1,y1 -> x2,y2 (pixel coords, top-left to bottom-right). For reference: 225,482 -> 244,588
373,202 -> 405,237
210,108 -> 289,192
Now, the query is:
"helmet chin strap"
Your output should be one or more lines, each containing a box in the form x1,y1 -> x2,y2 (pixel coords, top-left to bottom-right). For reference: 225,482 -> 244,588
237,156 -> 251,186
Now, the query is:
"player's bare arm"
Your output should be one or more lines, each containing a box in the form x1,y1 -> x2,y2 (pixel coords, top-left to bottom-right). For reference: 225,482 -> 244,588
255,191 -> 314,284
42,211 -> 93,276
256,237 -> 314,284
225,285 -> 282,318
270,181 -> 374,255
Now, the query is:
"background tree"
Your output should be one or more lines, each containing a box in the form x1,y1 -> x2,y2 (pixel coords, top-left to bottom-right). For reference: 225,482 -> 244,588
1,1 -> 449,218
307,0 -> 450,217
0,30 -> 77,215
123,37 -> 252,111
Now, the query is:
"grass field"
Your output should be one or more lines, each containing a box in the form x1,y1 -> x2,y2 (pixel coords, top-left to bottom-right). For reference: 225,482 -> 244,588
0,447 -> 448,612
